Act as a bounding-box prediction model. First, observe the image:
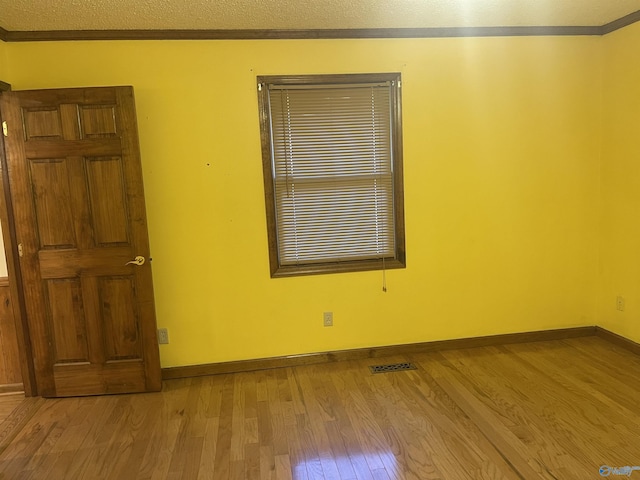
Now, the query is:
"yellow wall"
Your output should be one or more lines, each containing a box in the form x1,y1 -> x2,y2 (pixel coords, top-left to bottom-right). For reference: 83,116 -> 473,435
3,37 -> 602,367
0,40 -> 7,81
600,22 -> 640,343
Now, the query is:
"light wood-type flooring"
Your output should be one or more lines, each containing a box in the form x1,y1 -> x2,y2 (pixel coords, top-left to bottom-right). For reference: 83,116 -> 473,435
0,393 -> 24,424
0,336 -> 639,479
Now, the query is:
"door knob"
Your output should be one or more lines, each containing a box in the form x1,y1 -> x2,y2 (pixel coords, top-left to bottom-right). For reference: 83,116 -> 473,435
125,256 -> 145,266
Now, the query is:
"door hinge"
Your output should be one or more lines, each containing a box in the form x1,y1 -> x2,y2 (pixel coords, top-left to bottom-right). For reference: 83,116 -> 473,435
17,243 -> 23,257
2,121 -> 6,137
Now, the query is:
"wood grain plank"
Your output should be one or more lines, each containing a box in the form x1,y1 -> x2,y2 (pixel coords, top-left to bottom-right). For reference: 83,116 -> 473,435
211,375 -> 234,480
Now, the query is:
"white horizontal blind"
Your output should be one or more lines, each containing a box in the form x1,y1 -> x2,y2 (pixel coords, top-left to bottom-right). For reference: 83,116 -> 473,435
268,82 -> 395,265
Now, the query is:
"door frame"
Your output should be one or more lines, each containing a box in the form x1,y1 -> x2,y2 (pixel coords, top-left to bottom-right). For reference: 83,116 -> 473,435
0,84 -> 37,396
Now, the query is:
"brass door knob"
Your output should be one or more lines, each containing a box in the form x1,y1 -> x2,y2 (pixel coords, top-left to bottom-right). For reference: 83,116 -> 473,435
125,256 -> 145,266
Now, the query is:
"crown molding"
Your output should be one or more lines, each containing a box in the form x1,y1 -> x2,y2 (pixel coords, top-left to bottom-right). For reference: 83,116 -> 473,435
0,10 -> 638,42
1,25 -> 604,42
601,9 -> 640,34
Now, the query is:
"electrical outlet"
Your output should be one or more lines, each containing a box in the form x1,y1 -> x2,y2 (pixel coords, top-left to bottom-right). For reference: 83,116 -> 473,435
323,312 -> 333,327
157,328 -> 169,344
616,296 -> 625,312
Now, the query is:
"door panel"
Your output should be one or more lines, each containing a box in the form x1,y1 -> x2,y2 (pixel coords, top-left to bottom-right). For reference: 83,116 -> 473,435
81,105 -> 118,138
30,158 -> 76,248
45,278 -> 89,363
85,156 -> 130,245
100,276 -> 141,360
23,108 -> 63,140
0,86 -> 161,397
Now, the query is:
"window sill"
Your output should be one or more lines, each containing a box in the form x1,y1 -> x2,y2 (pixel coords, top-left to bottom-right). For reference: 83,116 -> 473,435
270,257 -> 406,278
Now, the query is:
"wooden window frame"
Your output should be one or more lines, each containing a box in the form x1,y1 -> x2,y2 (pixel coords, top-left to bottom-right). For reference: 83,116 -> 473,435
257,73 -> 406,278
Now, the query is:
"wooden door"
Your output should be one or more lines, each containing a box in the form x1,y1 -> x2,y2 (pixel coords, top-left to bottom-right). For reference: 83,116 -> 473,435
0,87 -> 161,397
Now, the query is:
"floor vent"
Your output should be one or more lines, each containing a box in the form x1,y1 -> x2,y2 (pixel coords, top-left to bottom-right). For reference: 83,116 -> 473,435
369,362 -> 417,374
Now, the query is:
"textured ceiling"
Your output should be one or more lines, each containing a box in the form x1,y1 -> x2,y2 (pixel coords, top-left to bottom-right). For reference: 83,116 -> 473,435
1,0 -> 640,31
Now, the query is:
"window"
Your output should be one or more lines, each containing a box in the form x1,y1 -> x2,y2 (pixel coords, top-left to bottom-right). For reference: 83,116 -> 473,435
257,73 -> 406,277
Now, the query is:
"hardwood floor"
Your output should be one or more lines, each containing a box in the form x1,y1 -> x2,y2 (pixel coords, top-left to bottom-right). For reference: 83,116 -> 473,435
0,393 -> 24,424
0,336 -> 638,479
